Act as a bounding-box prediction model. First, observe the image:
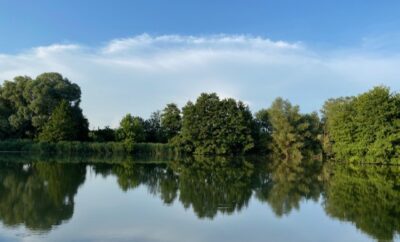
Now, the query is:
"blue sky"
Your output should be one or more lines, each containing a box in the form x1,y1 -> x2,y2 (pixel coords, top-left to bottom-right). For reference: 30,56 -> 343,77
1,1 -> 400,127
1,0 -> 400,52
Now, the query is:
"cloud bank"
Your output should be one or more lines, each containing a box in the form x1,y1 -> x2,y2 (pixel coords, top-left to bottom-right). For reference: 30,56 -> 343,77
1,34 -> 400,128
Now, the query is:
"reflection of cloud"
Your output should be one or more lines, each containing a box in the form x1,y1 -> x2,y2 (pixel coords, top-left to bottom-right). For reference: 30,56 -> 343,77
1,34 -> 400,128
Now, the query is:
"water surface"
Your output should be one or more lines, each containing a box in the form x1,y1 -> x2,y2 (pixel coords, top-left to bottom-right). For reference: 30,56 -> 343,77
0,156 -> 399,242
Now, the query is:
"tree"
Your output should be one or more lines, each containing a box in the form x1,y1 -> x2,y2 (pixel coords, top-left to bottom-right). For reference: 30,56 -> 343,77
0,97 -> 12,139
322,86 -> 400,163
267,98 -> 321,162
117,114 -> 145,143
38,101 -> 79,142
253,109 -> 272,153
161,103 -> 181,141
89,126 -> 116,142
177,93 -> 255,155
0,72 -> 87,139
144,111 -> 166,143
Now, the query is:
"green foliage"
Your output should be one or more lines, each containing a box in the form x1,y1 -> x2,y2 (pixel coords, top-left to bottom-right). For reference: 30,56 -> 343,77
117,114 -> 145,143
0,73 -> 88,140
144,111 -> 166,143
89,126 -> 116,142
176,93 -> 255,155
0,97 -> 12,139
161,103 -> 181,141
267,98 -> 322,162
253,109 -> 272,153
0,140 -> 177,156
38,101 -> 82,142
322,86 -> 400,163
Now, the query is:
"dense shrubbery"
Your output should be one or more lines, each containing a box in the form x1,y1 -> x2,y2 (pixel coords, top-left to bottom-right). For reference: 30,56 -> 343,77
0,140 -> 177,156
322,86 -> 400,164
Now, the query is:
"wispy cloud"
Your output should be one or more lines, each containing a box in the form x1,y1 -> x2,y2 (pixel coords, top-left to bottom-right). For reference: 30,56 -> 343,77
0,34 -> 399,128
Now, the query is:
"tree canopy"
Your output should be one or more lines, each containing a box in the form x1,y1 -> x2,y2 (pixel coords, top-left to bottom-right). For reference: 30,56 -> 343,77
0,73 -> 88,140
322,86 -> 400,163
117,114 -> 145,143
267,98 -> 321,162
161,103 -> 181,141
176,93 -> 255,155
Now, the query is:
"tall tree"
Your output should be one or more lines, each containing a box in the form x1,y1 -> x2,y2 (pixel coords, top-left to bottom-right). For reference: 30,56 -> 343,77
117,114 -> 145,143
267,98 -> 321,162
161,103 -> 181,141
144,111 -> 166,143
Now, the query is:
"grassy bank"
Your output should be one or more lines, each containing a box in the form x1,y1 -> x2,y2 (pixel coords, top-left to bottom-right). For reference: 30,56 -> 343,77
0,140 -> 178,156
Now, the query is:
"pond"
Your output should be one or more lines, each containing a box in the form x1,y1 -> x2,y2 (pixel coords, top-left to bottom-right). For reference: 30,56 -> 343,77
0,155 -> 399,242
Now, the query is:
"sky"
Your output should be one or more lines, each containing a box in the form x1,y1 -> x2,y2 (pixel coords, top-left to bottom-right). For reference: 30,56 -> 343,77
1,0 -> 400,127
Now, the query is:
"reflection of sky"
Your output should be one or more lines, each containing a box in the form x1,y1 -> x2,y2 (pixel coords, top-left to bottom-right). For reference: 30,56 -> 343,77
0,169 -> 377,242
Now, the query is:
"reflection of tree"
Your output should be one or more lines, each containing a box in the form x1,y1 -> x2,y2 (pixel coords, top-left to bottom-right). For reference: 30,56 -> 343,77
255,155 -> 323,216
171,156 -> 254,219
92,162 -> 179,205
0,162 -> 86,231
94,157 -> 255,219
323,164 -> 400,242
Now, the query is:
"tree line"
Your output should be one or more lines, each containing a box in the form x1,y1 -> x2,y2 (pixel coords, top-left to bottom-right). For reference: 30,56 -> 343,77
1,72 -> 399,163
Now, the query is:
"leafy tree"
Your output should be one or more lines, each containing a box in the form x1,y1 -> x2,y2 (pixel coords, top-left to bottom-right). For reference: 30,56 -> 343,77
144,111 -> 166,143
0,97 -> 12,139
0,73 -> 87,139
38,101 -> 83,142
253,109 -> 272,153
161,103 -> 181,141
322,86 -> 400,163
321,97 -> 354,157
0,76 -> 34,137
176,93 -> 255,155
117,114 -> 145,143
267,98 -> 321,162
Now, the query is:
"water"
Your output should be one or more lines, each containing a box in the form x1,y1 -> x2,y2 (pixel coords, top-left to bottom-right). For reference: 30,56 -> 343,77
0,156 -> 399,242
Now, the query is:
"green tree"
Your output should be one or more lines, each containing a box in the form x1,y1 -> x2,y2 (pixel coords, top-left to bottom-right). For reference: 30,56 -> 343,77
267,98 -> 321,162
177,93 -> 255,155
117,114 -> 145,143
253,109 -> 272,153
161,103 -> 181,141
0,73 -> 87,139
89,126 -> 116,142
144,111 -> 166,143
38,101 -> 81,142
322,86 -> 400,163
0,97 -> 12,139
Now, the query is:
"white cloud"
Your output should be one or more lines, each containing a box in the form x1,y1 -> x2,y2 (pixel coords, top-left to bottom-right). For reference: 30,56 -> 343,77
0,34 -> 400,128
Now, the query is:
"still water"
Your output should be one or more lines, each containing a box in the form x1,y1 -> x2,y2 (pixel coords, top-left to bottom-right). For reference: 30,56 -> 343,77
0,155 -> 399,242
